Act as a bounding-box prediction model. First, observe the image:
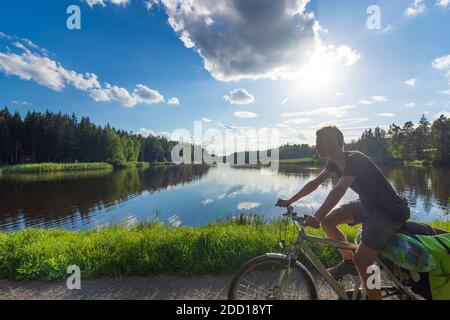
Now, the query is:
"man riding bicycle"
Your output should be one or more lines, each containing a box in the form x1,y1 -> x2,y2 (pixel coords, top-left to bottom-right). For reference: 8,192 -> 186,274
276,126 -> 410,300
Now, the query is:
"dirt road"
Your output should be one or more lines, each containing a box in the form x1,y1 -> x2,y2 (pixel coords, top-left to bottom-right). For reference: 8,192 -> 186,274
0,273 -> 347,300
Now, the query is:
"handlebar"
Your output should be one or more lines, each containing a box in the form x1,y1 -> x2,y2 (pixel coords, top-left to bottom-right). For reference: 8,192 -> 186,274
282,206 -> 308,224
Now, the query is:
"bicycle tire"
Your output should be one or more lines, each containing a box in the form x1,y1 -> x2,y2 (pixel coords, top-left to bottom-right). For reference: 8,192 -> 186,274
228,254 -> 318,300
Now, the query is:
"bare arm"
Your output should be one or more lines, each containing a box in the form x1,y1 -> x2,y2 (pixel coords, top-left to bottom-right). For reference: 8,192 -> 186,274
313,175 -> 356,222
276,169 -> 332,207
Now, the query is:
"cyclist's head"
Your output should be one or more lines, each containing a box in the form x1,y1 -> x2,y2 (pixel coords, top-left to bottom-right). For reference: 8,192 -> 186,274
315,126 -> 344,157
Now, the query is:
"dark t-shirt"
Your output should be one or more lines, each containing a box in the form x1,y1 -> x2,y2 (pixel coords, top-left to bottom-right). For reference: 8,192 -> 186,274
325,151 -> 400,212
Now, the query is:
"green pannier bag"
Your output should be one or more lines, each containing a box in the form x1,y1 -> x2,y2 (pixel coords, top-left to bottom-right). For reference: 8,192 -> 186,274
380,233 -> 436,273
416,234 -> 450,300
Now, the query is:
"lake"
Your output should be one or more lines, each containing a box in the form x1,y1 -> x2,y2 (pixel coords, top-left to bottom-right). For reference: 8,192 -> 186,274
0,164 -> 448,232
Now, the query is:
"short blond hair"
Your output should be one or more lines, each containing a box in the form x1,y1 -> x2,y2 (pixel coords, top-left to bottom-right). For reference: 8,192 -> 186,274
316,126 -> 344,149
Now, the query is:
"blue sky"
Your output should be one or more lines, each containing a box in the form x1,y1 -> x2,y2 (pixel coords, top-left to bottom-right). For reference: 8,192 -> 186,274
0,0 -> 449,153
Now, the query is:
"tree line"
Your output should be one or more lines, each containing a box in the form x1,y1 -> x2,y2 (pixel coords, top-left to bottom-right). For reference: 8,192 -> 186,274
1,106 -> 448,167
346,114 -> 449,166
0,107 -> 178,165
270,114 -> 449,166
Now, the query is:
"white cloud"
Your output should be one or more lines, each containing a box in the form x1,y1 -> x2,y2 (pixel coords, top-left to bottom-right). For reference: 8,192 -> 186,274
281,104 -> 357,118
405,0 -> 426,16
432,55 -> 450,70
0,32 -> 11,39
91,84 -> 136,106
358,99 -> 374,105
405,78 -> 417,87
0,49 -> 102,92
134,84 -> 165,105
150,0 -> 359,81
91,83 -> 165,107
377,113 -> 395,118
137,128 -> 173,139
333,45 -> 361,66
89,88 -> 110,102
234,111 -> 258,119
432,55 -> 450,94
138,128 -> 156,138
405,102 -> 416,107
144,0 -> 160,11
382,24 -> 392,33
10,100 -> 32,106
280,98 -> 377,121
224,89 -> 255,105
440,89 -> 450,95
433,111 -> 450,119
167,97 -> 180,105
372,96 -> 387,102
85,0 -> 130,7
202,198 -> 214,206
309,118 -> 369,129
0,52 -> 72,91
201,117 -> 212,123
237,202 -> 261,210
436,0 -> 450,7
283,117 -> 312,125
0,33 -> 171,108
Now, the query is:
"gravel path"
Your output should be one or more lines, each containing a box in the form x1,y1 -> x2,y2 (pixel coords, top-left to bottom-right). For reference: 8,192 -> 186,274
0,273 -> 352,300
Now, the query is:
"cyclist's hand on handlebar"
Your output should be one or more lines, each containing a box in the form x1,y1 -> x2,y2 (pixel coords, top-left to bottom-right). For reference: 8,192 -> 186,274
275,199 -> 292,208
304,215 -> 321,229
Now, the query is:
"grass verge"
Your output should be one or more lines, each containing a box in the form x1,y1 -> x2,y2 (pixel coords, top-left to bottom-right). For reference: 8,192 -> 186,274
0,163 -> 114,174
0,218 -> 447,281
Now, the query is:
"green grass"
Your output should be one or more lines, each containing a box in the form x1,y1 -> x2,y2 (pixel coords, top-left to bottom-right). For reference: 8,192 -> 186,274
112,161 -> 150,169
0,218 -> 447,281
0,162 -> 155,174
403,160 -> 433,167
0,163 -> 114,174
0,170 -> 114,182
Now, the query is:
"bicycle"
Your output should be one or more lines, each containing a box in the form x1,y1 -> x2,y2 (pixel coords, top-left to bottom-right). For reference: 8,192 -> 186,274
228,206 -> 419,300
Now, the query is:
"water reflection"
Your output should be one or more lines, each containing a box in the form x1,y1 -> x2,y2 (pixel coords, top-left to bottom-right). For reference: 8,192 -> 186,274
386,166 -> 449,219
0,165 -> 209,231
0,164 -> 447,231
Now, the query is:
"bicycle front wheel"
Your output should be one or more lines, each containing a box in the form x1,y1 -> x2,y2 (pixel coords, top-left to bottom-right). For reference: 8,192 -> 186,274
228,254 -> 317,300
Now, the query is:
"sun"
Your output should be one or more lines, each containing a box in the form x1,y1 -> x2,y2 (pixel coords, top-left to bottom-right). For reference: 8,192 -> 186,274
295,52 -> 337,94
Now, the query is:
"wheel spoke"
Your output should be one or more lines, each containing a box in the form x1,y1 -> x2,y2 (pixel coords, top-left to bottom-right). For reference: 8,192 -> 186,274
230,258 -> 314,300
238,282 -> 273,297
241,277 -> 273,295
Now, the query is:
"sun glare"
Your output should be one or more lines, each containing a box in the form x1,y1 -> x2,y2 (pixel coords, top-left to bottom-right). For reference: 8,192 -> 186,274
295,52 -> 337,94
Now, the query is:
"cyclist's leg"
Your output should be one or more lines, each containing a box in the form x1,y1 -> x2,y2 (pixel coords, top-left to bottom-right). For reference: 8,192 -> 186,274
354,210 -> 402,300
353,243 -> 382,300
321,201 -> 362,261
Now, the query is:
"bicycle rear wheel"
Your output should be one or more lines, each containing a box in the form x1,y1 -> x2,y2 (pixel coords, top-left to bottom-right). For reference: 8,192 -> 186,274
228,254 -> 317,300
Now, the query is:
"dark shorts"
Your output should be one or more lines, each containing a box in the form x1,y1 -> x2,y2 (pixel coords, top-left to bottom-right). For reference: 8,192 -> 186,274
340,200 -> 406,252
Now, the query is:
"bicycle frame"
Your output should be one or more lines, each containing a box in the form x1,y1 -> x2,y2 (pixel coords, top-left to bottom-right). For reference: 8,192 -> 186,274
284,217 -> 418,300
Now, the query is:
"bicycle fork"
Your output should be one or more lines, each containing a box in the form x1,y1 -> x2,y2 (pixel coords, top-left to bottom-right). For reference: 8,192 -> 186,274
271,255 -> 293,299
